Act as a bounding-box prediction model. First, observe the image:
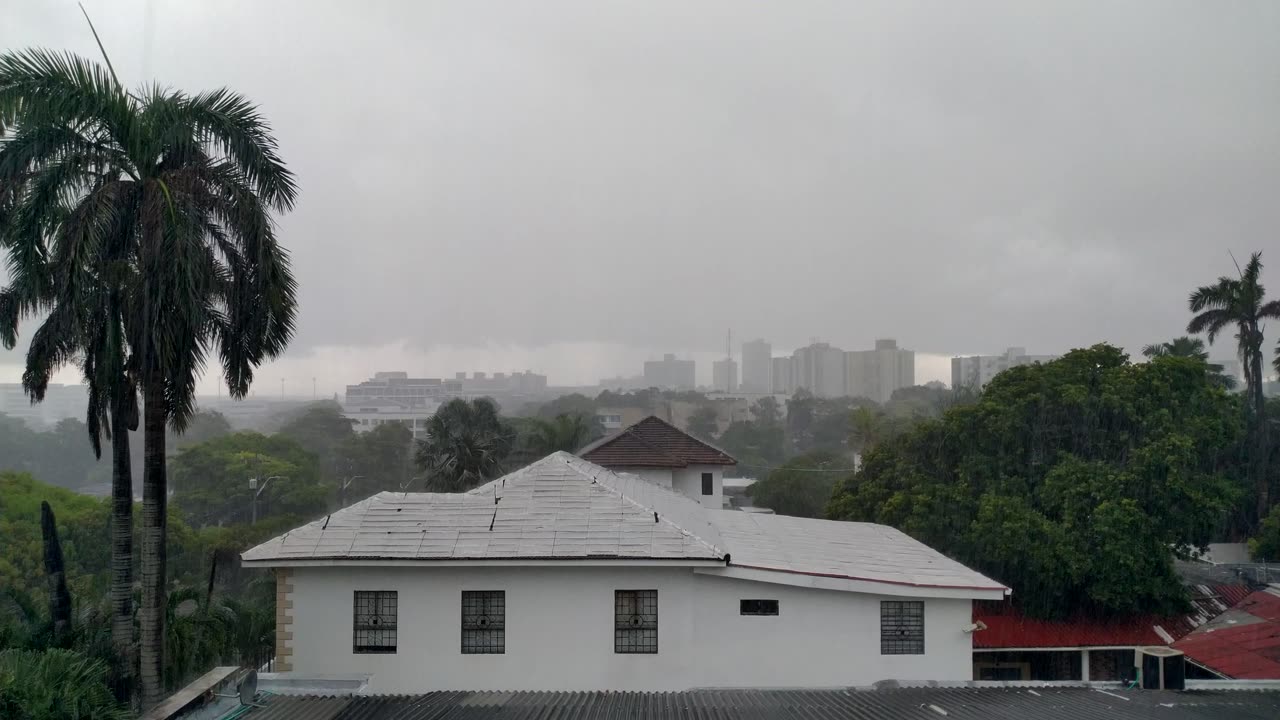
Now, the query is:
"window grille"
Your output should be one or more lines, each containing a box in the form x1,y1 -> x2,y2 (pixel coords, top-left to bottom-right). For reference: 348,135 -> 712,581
701,473 -> 714,495
353,591 -> 397,653
615,590 -> 658,653
461,591 -> 505,654
881,600 -> 924,654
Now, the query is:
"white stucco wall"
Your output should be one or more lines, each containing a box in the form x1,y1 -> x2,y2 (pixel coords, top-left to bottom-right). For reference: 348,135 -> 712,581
285,565 -> 973,692
673,465 -> 723,508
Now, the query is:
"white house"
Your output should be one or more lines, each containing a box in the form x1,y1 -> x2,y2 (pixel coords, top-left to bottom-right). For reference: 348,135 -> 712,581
243,453 -> 1007,693
577,415 -> 737,509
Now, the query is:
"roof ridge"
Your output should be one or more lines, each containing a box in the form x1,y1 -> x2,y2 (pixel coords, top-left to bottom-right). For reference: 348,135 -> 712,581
577,418 -> 686,466
640,414 -> 737,463
557,454 -> 726,558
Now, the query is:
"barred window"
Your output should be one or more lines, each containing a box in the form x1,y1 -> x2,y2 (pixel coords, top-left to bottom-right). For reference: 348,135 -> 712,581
353,591 -> 397,654
461,591 -> 505,654
615,589 -> 658,654
701,473 -> 714,495
740,599 -> 779,616
881,600 -> 924,655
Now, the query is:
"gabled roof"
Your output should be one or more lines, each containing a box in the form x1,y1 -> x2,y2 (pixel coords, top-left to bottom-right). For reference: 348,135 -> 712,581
973,584 -> 1251,649
577,415 -> 736,468
1174,586 -> 1280,679
241,451 -> 1003,596
242,453 -> 723,564
708,511 -> 1008,592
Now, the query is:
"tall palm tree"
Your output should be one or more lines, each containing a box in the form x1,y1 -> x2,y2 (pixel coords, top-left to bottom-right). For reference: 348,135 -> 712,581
1187,252 -> 1280,519
1141,335 -> 1237,390
0,50 -> 298,708
415,398 -> 514,491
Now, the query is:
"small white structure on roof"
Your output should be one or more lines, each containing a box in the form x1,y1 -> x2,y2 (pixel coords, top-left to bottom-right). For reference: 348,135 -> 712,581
244,453 -> 1007,693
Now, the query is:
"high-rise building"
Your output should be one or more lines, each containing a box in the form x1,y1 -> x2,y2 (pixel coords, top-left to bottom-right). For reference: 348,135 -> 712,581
643,354 -> 696,390
791,343 -> 846,398
951,347 -> 1059,390
845,338 -> 915,404
771,356 -> 793,394
712,358 -> 739,393
740,339 -> 772,393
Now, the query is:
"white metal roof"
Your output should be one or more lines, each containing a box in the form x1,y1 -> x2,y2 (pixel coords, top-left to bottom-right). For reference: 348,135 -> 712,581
242,452 -> 1006,594
706,510 -> 1007,592
241,452 -> 722,564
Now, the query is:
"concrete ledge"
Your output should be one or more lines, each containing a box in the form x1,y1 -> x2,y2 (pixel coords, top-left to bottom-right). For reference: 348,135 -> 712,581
139,666 -> 241,720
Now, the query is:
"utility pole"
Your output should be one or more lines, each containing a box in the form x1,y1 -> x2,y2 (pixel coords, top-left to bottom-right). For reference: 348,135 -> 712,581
313,377 -> 317,400
249,475 -> 289,524
280,377 -> 285,399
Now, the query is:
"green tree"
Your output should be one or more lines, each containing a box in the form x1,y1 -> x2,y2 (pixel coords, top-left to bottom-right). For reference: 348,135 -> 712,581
415,398 -> 513,491
531,393 -> 598,420
828,345 -> 1244,619
171,432 -> 327,527
686,406 -> 719,441
1143,335 -> 1237,390
276,402 -> 356,475
524,413 -> 600,455
1187,252 -> 1280,521
38,502 -> 72,647
0,648 -> 130,720
716,420 -> 785,475
335,422 -> 415,504
747,451 -> 848,518
1249,505 -> 1280,562
173,411 -> 232,450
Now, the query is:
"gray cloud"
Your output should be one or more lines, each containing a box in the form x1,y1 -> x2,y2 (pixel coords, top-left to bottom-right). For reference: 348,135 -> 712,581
4,0 -> 1279,389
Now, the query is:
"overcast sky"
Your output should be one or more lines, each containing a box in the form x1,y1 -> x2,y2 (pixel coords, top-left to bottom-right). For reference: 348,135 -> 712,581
4,1 -> 1279,391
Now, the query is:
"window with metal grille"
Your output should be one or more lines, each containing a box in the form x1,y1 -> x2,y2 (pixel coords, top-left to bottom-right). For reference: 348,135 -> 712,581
353,591 -> 397,654
615,589 -> 658,654
740,599 -> 779,616
881,600 -> 924,654
701,473 -> 713,495
461,591 -> 505,654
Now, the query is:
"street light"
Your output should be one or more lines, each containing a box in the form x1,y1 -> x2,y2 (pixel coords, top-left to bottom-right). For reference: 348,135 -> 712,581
249,475 -> 289,524
338,475 -> 366,507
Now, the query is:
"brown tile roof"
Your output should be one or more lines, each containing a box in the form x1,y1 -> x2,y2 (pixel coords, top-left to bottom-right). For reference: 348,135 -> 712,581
577,416 -> 736,468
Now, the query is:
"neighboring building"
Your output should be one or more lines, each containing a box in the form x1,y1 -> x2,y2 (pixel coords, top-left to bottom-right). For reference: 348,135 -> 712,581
740,340 -> 772,393
971,584 -> 1250,682
343,398 -> 440,441
593,406 -> 650,435
790,342 -> 845,398
643,354 -> 696,391
346,372 -> 452,408
0,382 -> 88,429
243,452 -> 1006,693
577,415 -> 737,509
1174,585 -> 1280,679
457,371 -> 548,395
951,348 -> 1059,390
845,339 -> 915,404
711,358 -> 738,393
597,374 -> 649,391
770,356 -> 793,394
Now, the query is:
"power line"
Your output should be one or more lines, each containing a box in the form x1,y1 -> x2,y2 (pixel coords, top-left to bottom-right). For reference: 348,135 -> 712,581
731,461 -> 860,474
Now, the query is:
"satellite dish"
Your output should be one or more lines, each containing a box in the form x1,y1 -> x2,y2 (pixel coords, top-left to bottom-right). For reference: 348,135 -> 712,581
238,670 -> 258,706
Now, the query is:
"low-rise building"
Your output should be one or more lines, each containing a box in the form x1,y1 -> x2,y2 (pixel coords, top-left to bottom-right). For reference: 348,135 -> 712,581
243,452 -> 1006,693
643,354 -> 696,391
577,415 -> 737,509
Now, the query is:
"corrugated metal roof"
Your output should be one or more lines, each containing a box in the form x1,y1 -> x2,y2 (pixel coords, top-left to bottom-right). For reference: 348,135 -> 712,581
974,584 -> 1249,649
242,453 -> 723,564
709,511 -> 1008,592
579,416 -> 737,468
1175,588 -> 1280,679
238,687 -> 1280,720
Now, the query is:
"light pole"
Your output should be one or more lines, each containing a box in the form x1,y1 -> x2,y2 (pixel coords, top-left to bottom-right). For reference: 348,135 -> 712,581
249,475 -> 289,524
339,475 -> 366,507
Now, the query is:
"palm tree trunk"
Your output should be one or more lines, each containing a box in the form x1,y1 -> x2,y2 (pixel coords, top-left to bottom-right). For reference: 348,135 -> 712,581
109,396 -> 135,701
39,501 -> 72,646
1253,347 -> 1271,519
139,374 -> 168,709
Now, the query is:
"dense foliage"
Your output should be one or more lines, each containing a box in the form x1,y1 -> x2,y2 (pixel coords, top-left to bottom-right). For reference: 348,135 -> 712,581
828,346 -> 1247,618
416,398 -> 513,491
171,432 -> 328,527
747,451 -> 848,518
0,649 -> 129,720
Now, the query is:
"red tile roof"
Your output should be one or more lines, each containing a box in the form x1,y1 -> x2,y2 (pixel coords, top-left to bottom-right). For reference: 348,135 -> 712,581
1173,589 -> 1280,679
973,585 -> 1250,650
578,416 -> 737,468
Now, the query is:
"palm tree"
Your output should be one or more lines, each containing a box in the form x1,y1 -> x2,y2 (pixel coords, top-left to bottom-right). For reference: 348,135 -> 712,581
0,50 -> 298,707
1142,335 -> 1237,390
415,398 -> 513,491
1187,252 -> 1280,519
526,413 -> 599,455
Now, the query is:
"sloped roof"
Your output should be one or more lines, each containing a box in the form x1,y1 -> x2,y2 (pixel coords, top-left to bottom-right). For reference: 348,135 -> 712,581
1174,587 -> 1280,678
242,452 -> 1002,595
708,511 -> 1008,592
578,415 -> 736,468
973,584 -> 1251,649
242,453 -> 723,563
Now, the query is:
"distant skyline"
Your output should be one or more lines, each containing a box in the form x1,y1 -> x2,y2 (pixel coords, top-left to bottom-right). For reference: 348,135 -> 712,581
3,2 -> 1278,400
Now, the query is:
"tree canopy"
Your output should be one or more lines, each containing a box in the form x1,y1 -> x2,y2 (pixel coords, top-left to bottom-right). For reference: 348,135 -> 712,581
747,451 -> 849,518
828,345 -> 1246,619
170,432 -> 328,527
415,398 -> 513,492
